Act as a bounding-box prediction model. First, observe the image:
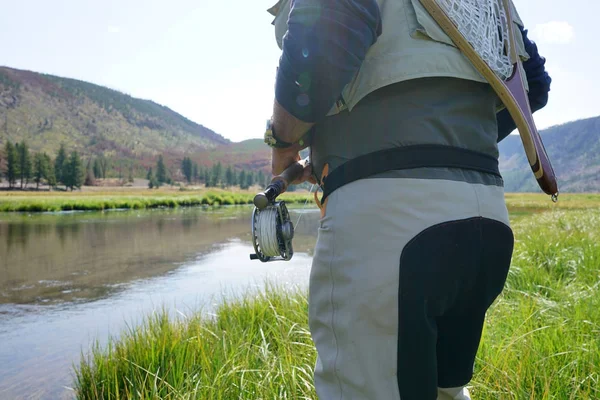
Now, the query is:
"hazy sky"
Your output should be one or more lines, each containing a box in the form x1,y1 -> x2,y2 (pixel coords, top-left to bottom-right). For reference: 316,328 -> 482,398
1,0 -> 596,142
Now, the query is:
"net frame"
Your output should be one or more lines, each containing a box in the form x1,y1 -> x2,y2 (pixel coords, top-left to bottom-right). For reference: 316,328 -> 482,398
436,0 -> 514,81
418,0 -> 559,198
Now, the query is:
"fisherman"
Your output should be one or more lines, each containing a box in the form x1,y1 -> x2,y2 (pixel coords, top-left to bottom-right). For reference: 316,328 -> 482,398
262,1 -> 552,399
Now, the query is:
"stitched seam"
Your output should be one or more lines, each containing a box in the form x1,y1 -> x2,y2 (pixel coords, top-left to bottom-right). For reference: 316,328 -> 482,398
327,213 -> 343,399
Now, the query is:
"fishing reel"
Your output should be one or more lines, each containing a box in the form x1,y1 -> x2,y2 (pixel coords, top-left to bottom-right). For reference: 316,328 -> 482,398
250,200 -> 295,262
249,159 -> 308,263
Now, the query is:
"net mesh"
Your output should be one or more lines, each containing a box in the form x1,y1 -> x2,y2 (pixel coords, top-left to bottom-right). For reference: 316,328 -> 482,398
437,0 -> 513,80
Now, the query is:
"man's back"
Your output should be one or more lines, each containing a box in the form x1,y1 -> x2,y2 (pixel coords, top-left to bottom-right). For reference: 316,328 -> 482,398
310,77 -> 504,189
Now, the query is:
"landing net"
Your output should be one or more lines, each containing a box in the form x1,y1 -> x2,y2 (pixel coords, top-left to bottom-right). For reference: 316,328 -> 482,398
437,0 -> 514,80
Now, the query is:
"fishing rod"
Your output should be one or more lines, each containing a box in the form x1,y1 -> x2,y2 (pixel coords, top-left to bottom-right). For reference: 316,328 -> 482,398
249,158 -> 309,263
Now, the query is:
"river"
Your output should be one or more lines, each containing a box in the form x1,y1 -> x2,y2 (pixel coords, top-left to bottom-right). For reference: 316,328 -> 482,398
0,205 -> 320,400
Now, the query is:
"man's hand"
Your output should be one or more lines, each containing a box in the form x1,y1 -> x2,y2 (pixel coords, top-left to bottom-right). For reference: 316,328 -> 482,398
271,146 -> 316,185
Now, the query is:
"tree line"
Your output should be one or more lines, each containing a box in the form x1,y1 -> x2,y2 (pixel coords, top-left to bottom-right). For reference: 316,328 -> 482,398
1,142 -> 304,192
2,141 -> 85,190
146,155 -> 275,190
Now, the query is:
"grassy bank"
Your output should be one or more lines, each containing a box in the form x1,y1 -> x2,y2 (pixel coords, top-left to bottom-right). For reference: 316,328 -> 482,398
0,188 -> 313,212
74,204 -> 600,399
2,188 -> 600,214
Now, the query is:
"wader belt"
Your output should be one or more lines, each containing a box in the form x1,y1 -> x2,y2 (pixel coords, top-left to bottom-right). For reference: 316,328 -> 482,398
320,144 -> 502,203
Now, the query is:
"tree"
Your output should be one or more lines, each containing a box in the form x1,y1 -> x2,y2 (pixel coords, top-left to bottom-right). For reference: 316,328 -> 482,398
225,165 -> 234,187
42,153 -> 56,188
192,162 -> 199,183
93,158 -> 102,179
239,169 -> 247,189
211,162 -> 222,187
64,151 -> 84,191
84,159 -> 96,186
181,157 -> 193,184
245,170 -> 254,189
97,154 -> 108,179
257,170 -> 266,188
156,155 -> 167,184
4,141 -> 17,188
204,169 -> 211,188
33,153 -> 48,189
127,166 -> 134,183
147,167 -> 159,189
55,144 -> 67,187
16,141 -> 32,189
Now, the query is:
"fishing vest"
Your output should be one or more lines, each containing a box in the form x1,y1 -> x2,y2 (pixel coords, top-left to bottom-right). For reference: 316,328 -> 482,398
267,0 -> 530,117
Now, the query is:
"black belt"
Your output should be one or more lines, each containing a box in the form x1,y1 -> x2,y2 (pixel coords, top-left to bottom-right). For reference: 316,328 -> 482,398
319,144 -> 502,203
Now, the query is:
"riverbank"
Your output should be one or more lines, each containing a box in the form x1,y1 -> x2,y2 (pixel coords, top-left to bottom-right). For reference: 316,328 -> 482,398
0,187 -> 314,212
73,203 -> 600,399
2,188 -> 600,214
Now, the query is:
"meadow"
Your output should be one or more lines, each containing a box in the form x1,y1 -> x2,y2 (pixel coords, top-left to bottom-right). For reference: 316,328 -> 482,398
70,193 -> 600,399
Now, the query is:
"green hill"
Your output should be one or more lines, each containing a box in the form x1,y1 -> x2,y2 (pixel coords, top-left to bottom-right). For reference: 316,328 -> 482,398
0,66 -> 229,174
499,115 -> 600,193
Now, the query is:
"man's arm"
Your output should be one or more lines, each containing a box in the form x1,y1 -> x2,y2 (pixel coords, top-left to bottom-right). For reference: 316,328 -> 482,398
270,0 -> 382,176
497,25 -> 552,142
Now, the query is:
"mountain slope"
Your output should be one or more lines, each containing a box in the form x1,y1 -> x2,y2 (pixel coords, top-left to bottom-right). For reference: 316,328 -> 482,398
499,115 -> 600,192
0,66 -> 228,165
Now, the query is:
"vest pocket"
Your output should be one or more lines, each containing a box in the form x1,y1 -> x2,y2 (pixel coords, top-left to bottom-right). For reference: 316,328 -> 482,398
406,0 -> 458,48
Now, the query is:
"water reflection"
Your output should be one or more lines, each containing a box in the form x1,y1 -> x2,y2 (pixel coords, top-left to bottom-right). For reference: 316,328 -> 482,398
0,205 -> 320,400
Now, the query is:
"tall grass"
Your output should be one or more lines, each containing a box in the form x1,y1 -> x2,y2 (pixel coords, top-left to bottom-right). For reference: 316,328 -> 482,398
74,285 -> 316,400
471,209 -> 600,399
74,207 -> 600,399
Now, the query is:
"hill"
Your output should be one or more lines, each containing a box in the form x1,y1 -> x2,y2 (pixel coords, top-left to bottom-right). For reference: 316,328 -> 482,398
0,66 -> 229,174
499,115 -> 600,193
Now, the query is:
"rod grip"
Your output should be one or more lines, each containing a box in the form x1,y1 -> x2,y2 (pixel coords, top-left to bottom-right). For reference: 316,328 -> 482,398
253,159 -> 308,210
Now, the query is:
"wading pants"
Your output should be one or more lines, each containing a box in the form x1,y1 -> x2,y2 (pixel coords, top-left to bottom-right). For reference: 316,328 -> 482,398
309,177 -> 514,400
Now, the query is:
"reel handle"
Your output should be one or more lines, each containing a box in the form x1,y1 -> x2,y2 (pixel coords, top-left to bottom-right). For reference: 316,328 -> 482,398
253,158 -> 308,210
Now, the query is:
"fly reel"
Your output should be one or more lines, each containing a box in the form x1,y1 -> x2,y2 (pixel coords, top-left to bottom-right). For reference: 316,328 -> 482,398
250,201 -> 294,262
249,158 -> 309,263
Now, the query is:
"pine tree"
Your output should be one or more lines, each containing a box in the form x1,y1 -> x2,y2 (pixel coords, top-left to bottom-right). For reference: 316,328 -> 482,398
257,170 -> 266,189
33,152 -> 47,189
156,155 -> 167,184
211,162 -> 222,187
239,170 -> 247,189
93,158 -> 102,179
55,144 -> 67,187
42,153 -> 56,187
204,170 -> 211,188
192,162 -> 199,184
181,157 -> 193,183
147,167 -> 158,189
225,165 -> 234,187
4,141 -> 17,188
64,151 -> 84,191
245,170 -> 254,189
16,141 -> 32,189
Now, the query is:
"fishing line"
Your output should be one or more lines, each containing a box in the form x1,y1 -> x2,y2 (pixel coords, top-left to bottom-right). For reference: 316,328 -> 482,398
294,183 -> 316,230
255,207 -> 281,257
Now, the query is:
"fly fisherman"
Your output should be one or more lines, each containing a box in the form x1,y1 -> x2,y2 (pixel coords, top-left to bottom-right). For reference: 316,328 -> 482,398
262,0 -> 551,399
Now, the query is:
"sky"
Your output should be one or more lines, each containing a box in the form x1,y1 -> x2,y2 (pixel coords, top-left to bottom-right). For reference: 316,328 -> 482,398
1,0 -> 597,143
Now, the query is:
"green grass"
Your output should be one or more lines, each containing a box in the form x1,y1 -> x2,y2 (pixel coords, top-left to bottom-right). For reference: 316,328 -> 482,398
74,285 -> 315,400
73,202 -> 600,399
0,190 -> 313,212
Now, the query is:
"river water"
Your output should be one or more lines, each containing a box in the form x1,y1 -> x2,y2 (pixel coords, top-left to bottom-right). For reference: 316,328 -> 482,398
0,205 -> 320,400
